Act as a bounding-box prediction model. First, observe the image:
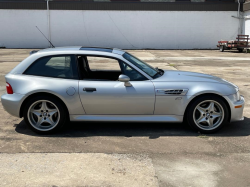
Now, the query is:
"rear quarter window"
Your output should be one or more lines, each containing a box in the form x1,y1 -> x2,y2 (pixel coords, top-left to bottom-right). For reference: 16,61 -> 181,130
24,55 -> 78,79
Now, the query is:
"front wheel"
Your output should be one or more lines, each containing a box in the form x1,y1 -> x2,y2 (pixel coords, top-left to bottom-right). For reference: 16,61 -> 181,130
23,95 -> 68,134
186,95 -> 229,133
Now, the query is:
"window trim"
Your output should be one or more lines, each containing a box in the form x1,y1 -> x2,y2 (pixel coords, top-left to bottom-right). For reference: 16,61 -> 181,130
23,54 -> 79,80
76,54 -> 149,81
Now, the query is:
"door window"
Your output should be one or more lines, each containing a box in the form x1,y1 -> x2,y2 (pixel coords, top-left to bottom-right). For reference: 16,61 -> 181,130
87,56 -> 121,71
77,55 -> 148,81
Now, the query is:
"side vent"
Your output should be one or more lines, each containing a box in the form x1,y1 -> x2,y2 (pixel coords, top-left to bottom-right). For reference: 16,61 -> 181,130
156,89 -> 188,96
164,89 -> 184,95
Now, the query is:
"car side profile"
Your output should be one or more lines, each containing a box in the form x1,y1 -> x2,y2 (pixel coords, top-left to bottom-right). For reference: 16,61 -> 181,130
1,47 -> 245,134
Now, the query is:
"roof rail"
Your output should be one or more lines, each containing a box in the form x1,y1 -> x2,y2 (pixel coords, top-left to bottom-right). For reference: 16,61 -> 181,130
80,47 -> 113,53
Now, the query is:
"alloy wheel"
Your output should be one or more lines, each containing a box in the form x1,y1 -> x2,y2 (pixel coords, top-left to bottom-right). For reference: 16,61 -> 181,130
193,100 -> 224,130
27,100 -> 60,131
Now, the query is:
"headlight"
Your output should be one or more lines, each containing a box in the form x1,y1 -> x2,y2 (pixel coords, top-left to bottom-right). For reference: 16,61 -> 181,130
236,91 -> 241,101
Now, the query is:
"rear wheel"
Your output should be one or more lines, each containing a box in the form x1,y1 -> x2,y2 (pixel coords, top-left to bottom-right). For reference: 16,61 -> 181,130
186,95 -> 229,133
23,95 -> 68,134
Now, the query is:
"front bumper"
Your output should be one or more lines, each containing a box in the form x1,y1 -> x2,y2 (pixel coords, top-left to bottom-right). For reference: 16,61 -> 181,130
224,95 -> 245,122
1,93 -> 25,118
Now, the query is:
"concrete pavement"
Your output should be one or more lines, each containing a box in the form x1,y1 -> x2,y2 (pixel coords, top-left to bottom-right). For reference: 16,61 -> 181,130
0,49 -> 250,187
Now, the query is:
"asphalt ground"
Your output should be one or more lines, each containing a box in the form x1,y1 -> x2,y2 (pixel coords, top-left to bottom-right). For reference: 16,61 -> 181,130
0,49 -> 250,187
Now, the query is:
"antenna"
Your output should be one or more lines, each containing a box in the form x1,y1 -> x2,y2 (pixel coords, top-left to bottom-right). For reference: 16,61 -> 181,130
36,26 -> 55,48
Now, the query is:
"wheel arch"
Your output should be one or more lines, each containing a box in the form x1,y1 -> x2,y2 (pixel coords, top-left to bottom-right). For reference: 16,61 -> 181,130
184,93 -> 231,122
19,92 -> 70,118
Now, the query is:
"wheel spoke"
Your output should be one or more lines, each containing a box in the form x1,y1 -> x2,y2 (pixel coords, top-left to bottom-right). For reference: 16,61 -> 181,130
41,101 -> 48,111
207,117 -> 214,127
197,116 -> 207,123
36,117 -> 44,126
209,102 -> 215,112
48,109 -> 57,117
30,109 -> 41,118
204,102 -> 214,112
197,106 -> 206,114
212,111 -> 222,119
46,117 -> 56,126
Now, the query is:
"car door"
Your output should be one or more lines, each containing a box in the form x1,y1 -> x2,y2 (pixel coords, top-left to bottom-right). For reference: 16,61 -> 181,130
78,55 -> 155,115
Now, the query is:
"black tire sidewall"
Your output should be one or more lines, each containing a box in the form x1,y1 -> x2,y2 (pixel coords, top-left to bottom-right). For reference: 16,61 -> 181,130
23,95 -> 68,134
186,95 -> 229,133
219,46 -> 224,52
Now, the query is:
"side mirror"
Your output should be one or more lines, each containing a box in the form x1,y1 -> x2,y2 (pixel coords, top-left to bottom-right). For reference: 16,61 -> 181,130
118,74 -> 132,87
119,74 -> 130,82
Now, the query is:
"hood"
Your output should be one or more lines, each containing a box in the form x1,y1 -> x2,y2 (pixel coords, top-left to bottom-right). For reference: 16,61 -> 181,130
153,70 -> 238,88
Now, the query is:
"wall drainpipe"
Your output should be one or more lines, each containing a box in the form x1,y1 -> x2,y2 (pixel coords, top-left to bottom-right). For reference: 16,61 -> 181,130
237,0 -> 241,35
46,0 -> 52,48
232,1 -> 243,35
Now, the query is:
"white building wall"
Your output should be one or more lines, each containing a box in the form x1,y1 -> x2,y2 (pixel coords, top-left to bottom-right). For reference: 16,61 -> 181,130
244,10 -> 250,36
0,9 -> 239,49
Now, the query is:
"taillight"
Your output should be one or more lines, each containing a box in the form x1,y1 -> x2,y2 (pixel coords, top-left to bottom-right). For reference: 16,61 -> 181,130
6,82 -> 13,94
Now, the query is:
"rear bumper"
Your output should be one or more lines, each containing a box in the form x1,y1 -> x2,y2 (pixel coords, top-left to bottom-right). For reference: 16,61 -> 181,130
224,95 -> 245,122
1,93 -> 25,118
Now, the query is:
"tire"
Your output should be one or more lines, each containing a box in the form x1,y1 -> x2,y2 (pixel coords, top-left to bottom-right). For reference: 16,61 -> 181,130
23,95 -> 68,134
219,45 -> 224,52
238,48 -> 243,53
186,95 -> 229,133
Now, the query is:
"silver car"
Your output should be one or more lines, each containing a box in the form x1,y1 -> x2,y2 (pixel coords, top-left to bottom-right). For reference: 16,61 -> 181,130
1,47 -> 245,134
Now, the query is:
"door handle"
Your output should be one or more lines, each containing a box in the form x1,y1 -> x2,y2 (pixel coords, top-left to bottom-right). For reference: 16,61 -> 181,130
83,87 -> 96,92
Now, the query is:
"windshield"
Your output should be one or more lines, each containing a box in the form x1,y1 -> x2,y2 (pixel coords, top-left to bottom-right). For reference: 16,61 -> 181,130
122,52 -> 158,78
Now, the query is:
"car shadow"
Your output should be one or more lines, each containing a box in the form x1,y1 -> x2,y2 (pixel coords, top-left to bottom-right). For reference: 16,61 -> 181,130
15,117 -> 250,138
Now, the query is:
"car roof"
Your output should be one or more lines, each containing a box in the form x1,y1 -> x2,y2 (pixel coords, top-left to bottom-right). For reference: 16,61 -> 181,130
36,46 -> 125,55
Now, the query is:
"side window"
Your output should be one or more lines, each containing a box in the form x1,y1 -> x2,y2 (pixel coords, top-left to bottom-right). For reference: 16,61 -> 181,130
87,56 -> 121,70
24,55 -> 78,79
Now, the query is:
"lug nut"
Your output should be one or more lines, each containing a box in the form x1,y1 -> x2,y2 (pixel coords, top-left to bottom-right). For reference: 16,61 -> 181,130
41,110 -> 43,112
203,114 -> 205,116
206,110 -> 208,112
206,117 -> 208,120
44,117 -> 46,120
40,115 -> 42,117
48,115 -> 50,117
210,116 -> 213,118
210,111 -> 213,113
46,110 -> 48,112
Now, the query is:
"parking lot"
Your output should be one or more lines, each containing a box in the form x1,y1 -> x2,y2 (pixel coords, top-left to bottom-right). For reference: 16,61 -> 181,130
0,49 -> 250,187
